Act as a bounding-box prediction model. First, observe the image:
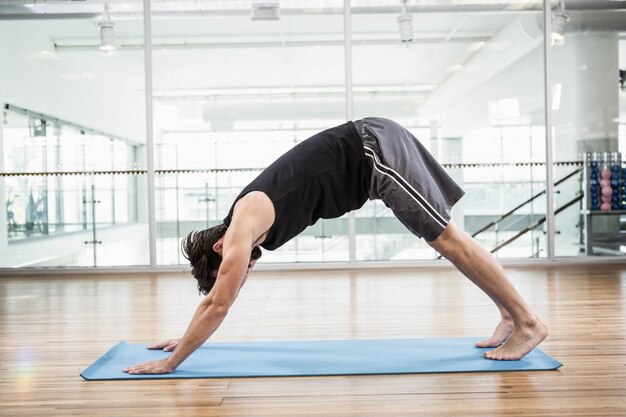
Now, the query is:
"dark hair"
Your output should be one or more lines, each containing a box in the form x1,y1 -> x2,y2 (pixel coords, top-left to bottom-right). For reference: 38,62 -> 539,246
181,224 -> 228,295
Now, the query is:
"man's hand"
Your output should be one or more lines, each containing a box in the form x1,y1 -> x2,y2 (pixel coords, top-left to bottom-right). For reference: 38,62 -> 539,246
123,358 -> 174,375
148,338 -> 180,352
121,195 -> 270,376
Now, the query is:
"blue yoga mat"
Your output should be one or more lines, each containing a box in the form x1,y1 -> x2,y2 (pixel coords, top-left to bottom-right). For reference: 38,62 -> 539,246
81,337 -> 562,380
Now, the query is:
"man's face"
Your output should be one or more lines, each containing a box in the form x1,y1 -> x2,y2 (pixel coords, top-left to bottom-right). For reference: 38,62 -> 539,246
246,246 -> 262,273
247,258 -> 257,274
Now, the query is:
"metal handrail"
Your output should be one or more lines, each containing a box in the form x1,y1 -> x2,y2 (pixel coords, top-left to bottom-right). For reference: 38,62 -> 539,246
471,168 -> 583,238
434,167 -> 584,259
0,161 -> 584,177
489,194 -> 584,254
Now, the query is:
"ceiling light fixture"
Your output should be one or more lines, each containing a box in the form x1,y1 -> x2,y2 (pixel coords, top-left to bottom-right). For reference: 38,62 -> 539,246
251,2 -> 280,21
397,0 -> 413,44
551,0 -> 569,46
99,4 -> 117,52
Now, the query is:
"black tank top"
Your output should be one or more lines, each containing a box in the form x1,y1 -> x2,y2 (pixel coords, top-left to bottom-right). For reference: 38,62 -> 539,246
223,121 -> 372,250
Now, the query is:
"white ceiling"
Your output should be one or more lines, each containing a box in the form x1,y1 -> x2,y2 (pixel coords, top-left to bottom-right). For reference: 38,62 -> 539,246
1,0 -> 625,138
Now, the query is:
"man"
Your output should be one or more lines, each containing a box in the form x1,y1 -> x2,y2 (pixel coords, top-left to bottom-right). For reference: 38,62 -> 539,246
123,118 -> 548,375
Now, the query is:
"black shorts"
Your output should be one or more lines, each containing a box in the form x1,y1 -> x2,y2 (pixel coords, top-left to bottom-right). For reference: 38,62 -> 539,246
354,117 -> 465,241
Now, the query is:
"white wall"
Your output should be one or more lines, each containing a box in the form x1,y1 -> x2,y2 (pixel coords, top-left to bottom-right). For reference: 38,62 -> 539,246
434,20 -> 625,139
426,14 -> 544,137
0,112 -> 6,253
1,20 -> 146,143
553,33 -> 619,157
0,223 -> 148,267
618,39 -> 626,124
0,20 -> 7,252
552,33 -> 620,256
437,31 -> 620,257
441,46 -> 544,138
0,18 -> 148,265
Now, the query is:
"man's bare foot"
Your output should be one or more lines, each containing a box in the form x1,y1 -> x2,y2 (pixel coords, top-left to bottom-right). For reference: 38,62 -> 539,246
476,318 -> 514,348
484,318 -> 548,360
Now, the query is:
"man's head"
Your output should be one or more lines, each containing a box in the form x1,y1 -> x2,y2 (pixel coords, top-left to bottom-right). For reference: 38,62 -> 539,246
181,224 -> 262,295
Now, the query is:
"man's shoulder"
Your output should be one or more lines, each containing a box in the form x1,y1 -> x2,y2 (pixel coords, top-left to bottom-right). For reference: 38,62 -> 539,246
235,190 -> 272,208
231,191 -> 275,235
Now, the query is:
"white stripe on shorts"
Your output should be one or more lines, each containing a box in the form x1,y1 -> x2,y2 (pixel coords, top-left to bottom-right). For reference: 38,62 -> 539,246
363,145 -> 448,230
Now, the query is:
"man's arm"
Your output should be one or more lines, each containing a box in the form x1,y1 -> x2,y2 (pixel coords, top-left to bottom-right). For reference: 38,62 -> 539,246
166,239 -> 253,367
123,191 -> 274,375
123,242 -> 251,374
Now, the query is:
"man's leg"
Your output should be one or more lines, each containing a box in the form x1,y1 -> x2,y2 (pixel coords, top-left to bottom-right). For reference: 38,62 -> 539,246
427,221 -> 548,360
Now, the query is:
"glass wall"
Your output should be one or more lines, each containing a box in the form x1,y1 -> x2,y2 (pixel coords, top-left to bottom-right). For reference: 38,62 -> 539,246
551,3 -> 626,257
2,1 -> 625,270
0,2 -> 148,267
150,5 -> 348,264
351,4 -> 548,260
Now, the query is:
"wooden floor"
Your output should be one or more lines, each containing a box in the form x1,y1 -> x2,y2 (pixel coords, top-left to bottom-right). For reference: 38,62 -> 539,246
1,263 -> 625,416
